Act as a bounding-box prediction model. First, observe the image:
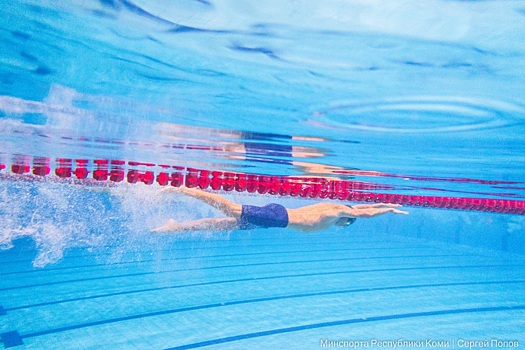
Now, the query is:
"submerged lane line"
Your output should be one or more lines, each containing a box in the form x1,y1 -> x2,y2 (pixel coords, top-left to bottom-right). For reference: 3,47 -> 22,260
4,279 -> 525,314
0,254 -> 496,291
0,246 -> 436,275
163,305 -> 525,350
1,263 -> 523,296
2,264 -> 525,313
0,237 -> 407,259
0,239 -> 414,266
10,298 -> 525,349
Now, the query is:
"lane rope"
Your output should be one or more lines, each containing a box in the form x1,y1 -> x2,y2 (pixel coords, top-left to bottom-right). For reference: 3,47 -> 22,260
1,155 -> 524,215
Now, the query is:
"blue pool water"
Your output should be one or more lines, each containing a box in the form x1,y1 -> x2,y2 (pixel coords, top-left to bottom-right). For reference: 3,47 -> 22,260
1,1 -> 525,349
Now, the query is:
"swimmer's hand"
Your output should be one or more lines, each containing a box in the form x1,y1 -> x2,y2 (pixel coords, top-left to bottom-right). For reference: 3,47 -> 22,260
151,219 -> 180,233
159,186 -> 185,195
159,186 -> 208,196
350,206 -> 408,218
390,209 -> 409,215
352,203 -> 403,210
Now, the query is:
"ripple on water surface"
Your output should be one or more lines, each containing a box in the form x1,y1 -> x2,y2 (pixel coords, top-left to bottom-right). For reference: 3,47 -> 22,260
311,97 -> 525,134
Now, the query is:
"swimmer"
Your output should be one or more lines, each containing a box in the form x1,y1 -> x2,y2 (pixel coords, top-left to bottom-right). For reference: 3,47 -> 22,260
151,187 -> 408,234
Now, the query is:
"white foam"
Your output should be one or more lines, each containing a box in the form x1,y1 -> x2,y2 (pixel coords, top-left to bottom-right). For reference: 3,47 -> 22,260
0,178 -> 242,267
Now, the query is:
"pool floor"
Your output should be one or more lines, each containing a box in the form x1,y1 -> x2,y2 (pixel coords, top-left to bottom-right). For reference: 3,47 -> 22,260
1,230 -> 524,349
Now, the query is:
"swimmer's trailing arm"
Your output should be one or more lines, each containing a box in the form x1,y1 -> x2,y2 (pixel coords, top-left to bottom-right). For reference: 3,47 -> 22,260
159,186 -> 240,216
159,186 -> 185,195
160,186 -> 225,203
160,185 -> 208,197
151,218 -> 238,233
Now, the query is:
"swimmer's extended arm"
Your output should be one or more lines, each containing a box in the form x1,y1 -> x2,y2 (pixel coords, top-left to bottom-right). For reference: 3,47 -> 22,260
151,218 -> 238,233
341,204 -> 408,218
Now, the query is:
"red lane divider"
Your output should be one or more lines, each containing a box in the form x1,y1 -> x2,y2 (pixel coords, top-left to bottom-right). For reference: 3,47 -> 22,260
0,156 -> 524,215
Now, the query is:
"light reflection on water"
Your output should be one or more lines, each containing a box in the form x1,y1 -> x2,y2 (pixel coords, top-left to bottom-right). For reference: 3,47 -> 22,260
1,1 -> 524,186
1,84 -> 525,200
311,96 -> 525,134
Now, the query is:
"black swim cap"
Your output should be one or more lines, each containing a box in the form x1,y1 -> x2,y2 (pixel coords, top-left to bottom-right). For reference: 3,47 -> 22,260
345,217 -> 357,226
345,205 -> 356,226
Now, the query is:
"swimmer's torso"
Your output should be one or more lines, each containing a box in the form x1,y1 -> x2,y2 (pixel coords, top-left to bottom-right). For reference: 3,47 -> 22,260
287,203 -> 350,233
